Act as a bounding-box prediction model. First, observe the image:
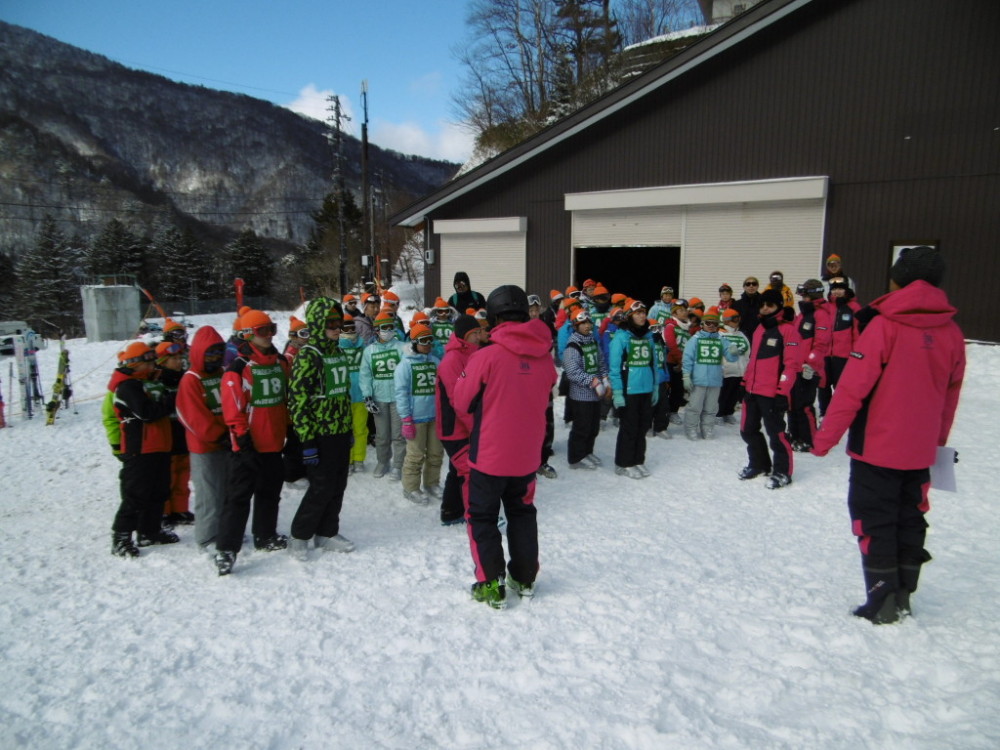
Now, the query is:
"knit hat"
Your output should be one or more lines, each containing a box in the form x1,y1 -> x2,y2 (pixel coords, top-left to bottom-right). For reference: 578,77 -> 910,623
433,296 -> 449,310
582,278 -> 597,289
719,283 -> 732,293
701,309 -> 720,324
241,310 -> 272,330
361,293 -> 380,306
671,298 -> 689,312
660,285 -> 674,297
342,313 -> 355,330
163,318 -> 184,334
688,297 -> 704,309
797,279 -> 825,297
411,310 -> 429,325
155,341 -> 185,363
571,309 -> 592,326
374,308 -> 396,326
625,299 -> 646,316
454,314 -> 479,341
289,316 -> 306,333
550,289 -> 564,302
611,293 -> 627,306
342,294 -> 358,307
760,288 -> 784,308
382,290 -> 400,305
565,285 -> 580,298
465,308 -> 478,316
891,246 -> 945,288
826,254 -> 842,264
723,308 -> 740,321
238,306 -> 252,317
592,285 -> 609,297
118,341 -> 155,367
562,297 -> 582,310
409,323 -> 432,341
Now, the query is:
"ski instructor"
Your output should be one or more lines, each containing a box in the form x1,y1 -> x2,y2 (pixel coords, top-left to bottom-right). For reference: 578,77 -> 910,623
811,246 -> 965,624
452,285 -> 557,609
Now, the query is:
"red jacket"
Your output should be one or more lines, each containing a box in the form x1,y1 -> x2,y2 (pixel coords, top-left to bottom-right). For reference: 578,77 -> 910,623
177,326 -> 227,454
812,281 -> 965,470
452,319 -> 557,476
222,342 -> 290,453
436,332 -> 477,441
797,299 -> 830,387
743,313 -> 802,398
109,368 -> 174,455
817,297 -> 861,358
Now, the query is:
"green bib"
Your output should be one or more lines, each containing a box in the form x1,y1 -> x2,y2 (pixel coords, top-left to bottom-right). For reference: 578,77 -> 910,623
410,361 -> 437,396
143,379 -> 167,402
627,338 -> 652,369
321,353 -> 350,397
371,349 -> 401,380
201,373 -> 223,414
432,321 -> 453,342
695,337 -> 724,365
580,341 -> 599,375
249,363 -> 286,407
343,346 -> 364,374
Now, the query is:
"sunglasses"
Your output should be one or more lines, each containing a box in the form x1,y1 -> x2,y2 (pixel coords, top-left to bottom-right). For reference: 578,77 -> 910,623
744,281 -> 759,287
415,335 -> 434,345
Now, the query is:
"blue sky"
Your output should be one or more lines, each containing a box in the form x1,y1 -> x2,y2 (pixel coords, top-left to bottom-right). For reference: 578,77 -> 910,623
3,0 -> 475,163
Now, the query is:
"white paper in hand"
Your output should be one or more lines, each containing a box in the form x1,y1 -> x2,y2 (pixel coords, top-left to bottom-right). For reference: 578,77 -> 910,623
930,446 -> 957,492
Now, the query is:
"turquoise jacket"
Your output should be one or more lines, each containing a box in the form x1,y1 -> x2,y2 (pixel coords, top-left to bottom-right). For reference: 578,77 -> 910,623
609,326 -> 657,396
359,338 -> 407,402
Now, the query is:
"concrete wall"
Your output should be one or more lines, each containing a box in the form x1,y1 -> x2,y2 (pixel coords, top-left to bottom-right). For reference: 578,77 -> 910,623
81,286 -> 140,342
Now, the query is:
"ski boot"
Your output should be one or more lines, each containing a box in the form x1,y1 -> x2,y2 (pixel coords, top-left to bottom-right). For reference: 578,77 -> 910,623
111,531 -> 140,558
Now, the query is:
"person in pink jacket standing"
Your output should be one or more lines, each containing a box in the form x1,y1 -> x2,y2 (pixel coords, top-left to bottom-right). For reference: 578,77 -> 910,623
452,286 -> 558,609
812,246 -> 965,624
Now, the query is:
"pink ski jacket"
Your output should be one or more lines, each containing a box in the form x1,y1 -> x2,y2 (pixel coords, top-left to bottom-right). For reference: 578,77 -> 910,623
812,281 -> 965,469
436,332 -> 478,441
452,319 -> 557,476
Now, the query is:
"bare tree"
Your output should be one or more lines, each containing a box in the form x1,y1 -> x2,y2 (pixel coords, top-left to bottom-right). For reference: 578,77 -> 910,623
615,0 -> 704,48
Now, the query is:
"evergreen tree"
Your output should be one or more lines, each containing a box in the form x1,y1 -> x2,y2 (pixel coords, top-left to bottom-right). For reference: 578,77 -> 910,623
0,251 -> 17,320
16,215 -> 83,335
218,229 -> 272,299
153,225 -> 212,301
301,190 -> 365,296
86,218 -> 144,279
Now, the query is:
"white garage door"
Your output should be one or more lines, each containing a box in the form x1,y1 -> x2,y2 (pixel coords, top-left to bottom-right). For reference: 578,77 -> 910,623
566,177 -> 829,300
435,217 -> 526,302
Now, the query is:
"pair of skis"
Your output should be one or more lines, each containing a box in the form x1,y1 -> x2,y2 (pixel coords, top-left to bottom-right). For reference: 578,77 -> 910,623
45,339 -> 72,425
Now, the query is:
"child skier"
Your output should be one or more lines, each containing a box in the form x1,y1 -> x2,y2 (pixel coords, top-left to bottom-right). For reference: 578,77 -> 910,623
286,297 -> 356,559
717,309 -> 750,423
359,309 -> 408,479
154,341 -> 193,526
338,314 -> 370,473
609,300 -> 658,479
681,309 -> 738,440
394,323 -> 444,504
563,309 -> 610,470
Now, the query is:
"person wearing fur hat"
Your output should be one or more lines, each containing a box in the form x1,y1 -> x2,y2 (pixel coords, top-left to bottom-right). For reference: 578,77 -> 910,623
447,271 -> 487,312
337,314 -> 370,473
214,310 -> 292,575
609,300 -> 658,479
681,309 -> 740,440
436,315 -> 486,525
177,326 -> 229,551
812,246 -> 964,624
154,341 -> 193,527
563,308 -> 611,470
282,316 -> 309,364
716,309 -> 750,423
738,289 -> 803,489
787,280 -> 830,451
359,308 -> 409,480
394,323 -> 445,504
107,342 -> 179,557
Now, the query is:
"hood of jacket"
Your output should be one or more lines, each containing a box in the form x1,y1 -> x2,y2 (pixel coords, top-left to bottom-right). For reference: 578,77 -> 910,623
870,280 -> 958,329
488,319 -> 553,359
453,271 -> 471,288
304,296 -> 343,353
445,332 -> 478,357
188,325 -> 225,373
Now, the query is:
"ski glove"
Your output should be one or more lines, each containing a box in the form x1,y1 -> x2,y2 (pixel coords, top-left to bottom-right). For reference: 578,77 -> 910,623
236,432 -> 254,453
801,364 -> 815,380
401,417 -> 416,441
364,396 -> 380,415
683,374 -> 693,393
302,442 -> 319,467
772,394 -> 789,414
612,392 -> 626,409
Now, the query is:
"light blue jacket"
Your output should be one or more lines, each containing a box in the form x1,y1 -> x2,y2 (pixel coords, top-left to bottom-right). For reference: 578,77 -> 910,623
360,338 -> 407,402
609,327 -> 656,396
393,347 -> 442,423
682,329 -> 739,387
338,335 -> 367,403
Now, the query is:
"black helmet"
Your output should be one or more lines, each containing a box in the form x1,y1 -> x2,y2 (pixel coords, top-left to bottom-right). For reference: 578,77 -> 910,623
486,285 -> 530,325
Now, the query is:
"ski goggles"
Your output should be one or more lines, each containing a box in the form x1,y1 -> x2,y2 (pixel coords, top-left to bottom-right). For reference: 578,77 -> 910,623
291,328 -> 311,339
123,350 -> 157,366
376,323 -> 397,332
165,328 -> 187,341
701,319 -> 720,328
628,300 -> 647,313
796,282 -> 824,296
414,335 -> 434,345
159,342 -> 186,357
325,318 -> 343,331
527,294 -> 542,306
572,311 -> 592,325
249,323 -> 278,336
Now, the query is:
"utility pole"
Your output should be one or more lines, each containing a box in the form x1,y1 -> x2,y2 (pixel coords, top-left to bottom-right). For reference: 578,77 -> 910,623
326,94 -> 351,297
360,80 -> 375,289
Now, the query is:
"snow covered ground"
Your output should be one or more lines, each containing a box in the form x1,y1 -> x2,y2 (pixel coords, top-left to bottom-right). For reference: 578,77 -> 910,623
1,308 -> 998,749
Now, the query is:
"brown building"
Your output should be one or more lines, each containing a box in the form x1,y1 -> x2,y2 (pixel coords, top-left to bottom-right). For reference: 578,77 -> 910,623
391,0 -> 1000,342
